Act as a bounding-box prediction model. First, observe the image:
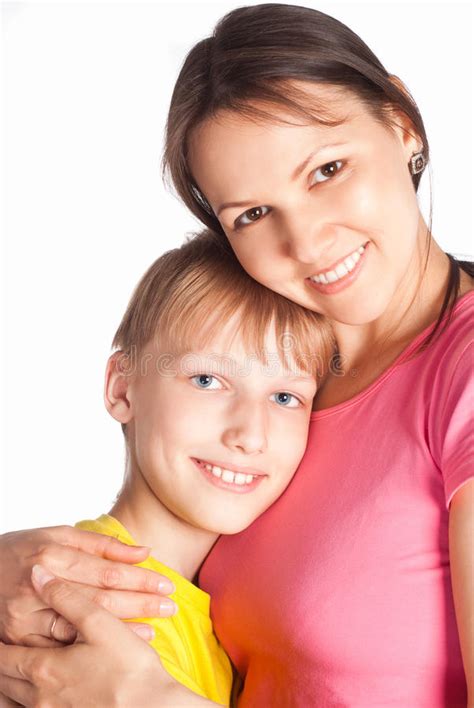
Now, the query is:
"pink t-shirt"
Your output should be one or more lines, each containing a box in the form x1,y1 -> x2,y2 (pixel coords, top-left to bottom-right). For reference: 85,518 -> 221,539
200,291 -> 473,707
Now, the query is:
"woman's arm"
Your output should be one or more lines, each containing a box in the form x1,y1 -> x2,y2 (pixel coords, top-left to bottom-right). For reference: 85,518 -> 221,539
0,566 -> 221,707
0,526 -> 176,646
449,478 -> 474,705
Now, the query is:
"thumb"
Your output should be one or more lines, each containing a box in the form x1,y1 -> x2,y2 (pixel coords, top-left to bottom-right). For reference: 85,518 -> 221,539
31,565 -> 134,646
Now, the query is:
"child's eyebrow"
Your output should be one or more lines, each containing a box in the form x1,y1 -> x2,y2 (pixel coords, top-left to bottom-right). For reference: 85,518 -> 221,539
179,353 -> 316,383
282,374 -> 316,383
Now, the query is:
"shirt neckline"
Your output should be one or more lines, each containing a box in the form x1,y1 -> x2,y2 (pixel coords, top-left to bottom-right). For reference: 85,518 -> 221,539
98,514 -> 212,615
310,289 -> 474,420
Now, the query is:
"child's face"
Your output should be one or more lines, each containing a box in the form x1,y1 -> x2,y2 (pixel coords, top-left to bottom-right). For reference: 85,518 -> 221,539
122,317 -> 317,535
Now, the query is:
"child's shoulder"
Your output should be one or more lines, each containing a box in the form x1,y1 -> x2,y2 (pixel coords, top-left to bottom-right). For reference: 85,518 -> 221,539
75,514 -> 134,545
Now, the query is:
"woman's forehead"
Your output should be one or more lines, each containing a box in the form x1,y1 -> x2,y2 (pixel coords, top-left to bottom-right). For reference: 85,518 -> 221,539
188,94 -> 371,200
189,82 -> 362,145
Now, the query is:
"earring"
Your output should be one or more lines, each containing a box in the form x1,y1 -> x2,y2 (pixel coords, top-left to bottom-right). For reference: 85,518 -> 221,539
410,151 -> 426,175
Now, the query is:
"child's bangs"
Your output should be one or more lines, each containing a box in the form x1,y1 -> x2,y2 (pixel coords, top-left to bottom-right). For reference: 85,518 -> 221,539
154,274 -> 333,383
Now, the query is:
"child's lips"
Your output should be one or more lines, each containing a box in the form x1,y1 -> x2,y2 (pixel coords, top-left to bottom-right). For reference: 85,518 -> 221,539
192,458 -> 266,494
194,456 -> 266,477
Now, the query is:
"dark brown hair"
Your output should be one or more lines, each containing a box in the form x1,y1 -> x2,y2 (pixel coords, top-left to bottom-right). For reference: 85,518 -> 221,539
163,3 -> 473,348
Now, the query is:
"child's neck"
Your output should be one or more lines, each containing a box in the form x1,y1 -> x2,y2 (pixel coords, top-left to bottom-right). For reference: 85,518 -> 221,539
109,464 -> 219,584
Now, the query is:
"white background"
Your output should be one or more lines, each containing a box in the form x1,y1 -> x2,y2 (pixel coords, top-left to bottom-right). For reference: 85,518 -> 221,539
1,0 -> 472,532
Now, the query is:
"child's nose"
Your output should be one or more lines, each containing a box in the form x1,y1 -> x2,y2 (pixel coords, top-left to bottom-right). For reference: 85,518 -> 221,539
221,404 -> 267,455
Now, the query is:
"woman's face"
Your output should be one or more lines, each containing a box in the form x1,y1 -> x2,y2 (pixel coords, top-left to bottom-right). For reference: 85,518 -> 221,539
189,83 -> 424,326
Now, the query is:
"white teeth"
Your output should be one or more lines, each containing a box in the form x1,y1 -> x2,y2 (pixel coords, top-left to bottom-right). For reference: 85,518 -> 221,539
221,469 -> 235,483
310,244 -> 366,285
234,472 -> 247,485
344,255 -> 355,269
200,460 -> 258,486
335,263 -> 348,278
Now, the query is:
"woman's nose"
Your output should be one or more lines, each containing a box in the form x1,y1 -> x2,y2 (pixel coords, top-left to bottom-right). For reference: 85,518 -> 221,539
281,210 -> 338,265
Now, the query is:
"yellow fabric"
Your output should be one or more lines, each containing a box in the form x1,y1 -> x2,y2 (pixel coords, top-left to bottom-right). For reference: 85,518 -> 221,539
75,515 -> 232,706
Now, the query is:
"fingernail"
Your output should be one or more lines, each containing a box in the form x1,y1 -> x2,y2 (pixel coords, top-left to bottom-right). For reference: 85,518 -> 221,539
160,600 -> 178,617
136,546 -> 151,555
31,564 -> 56,589
158,579 -> 175,595
134,624 -> 155,641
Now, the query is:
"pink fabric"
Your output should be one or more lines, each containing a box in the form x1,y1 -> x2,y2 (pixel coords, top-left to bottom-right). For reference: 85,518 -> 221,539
200,291 -> 473,707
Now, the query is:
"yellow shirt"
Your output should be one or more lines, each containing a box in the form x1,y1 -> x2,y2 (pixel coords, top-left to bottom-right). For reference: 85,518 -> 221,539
75,514 -> 232,706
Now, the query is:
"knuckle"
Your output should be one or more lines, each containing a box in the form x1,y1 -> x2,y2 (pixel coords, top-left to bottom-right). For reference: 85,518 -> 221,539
78,608 -> 103,637
0,621 -> 21,644
142,596 -> 162,618
35,543 -> 62,569
4,595 -> 22,624
141,571 -> 161,594
44,525 -> 71,542
30,656 -> 52,685
101,534 -> 121,553
1,598 -> 32,643
46,579 -> 71,605
35,697 -> 55,708
99,565 -> 122,589
92,590 -> 115,613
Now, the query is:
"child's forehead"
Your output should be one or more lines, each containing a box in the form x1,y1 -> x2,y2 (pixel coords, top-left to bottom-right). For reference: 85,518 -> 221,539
146,315 -> 315,383
175,313 -> 276,359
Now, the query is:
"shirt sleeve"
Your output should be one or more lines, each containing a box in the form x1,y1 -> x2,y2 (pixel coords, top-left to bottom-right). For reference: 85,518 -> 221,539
430,341 -> 474,510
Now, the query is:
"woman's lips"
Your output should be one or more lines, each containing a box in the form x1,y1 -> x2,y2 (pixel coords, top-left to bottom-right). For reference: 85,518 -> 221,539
306,242 -> 369,295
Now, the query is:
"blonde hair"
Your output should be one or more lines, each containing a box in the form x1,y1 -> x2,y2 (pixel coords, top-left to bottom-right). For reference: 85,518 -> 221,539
112,229 -> 335,386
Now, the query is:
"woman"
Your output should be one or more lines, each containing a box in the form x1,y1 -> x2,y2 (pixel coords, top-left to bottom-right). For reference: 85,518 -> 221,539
0,4 -> 472,706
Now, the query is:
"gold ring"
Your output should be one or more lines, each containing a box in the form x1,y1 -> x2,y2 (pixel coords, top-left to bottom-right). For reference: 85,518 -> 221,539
49,614 -> 59,638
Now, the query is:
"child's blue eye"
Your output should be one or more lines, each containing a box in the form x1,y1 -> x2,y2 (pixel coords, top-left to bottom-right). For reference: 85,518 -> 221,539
272,392 -> 300,408
191,374 -> 222,390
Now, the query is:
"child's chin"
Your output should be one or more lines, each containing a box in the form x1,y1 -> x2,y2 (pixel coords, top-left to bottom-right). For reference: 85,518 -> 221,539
212,516 -> 259,536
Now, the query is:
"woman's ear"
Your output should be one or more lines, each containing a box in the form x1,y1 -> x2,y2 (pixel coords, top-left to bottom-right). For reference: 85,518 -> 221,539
387,74 -> 423,158
104,351 -> 134,424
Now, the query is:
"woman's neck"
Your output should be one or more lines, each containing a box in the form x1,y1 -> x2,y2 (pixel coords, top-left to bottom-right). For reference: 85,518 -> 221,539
109,464 -> 219,584
315,233 -> 473,410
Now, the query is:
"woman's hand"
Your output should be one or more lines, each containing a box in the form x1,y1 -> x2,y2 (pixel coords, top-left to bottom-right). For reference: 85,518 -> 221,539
0,566 -> 221,707
0,526 -> 176,647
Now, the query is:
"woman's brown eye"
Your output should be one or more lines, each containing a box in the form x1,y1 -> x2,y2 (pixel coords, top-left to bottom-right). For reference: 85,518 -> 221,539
311,160 -> 343,186
322,162 -> 337,176
235,205 -> 270,229
246,207 -> 264,221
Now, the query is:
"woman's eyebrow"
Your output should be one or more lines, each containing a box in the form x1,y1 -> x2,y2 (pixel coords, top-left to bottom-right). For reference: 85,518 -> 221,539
217,199 -> 254,217
291,141 -> 350,181
216,141 -> 350,216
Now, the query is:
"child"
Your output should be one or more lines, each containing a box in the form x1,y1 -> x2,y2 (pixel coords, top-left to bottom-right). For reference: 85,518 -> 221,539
75,228 -> 334,705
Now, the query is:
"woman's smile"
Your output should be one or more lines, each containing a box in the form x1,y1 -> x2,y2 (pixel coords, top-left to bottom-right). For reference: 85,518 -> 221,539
188,85 -> 423,326
306,241 -> 369,295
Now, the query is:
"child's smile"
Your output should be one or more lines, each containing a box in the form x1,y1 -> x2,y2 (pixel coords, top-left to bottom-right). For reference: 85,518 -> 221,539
192,457 -> 267,493
117,314 -> 317,537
